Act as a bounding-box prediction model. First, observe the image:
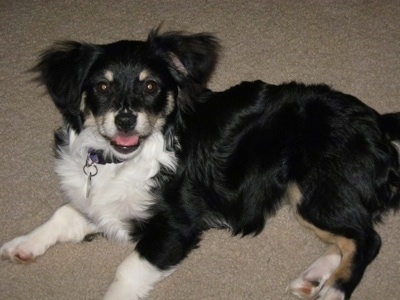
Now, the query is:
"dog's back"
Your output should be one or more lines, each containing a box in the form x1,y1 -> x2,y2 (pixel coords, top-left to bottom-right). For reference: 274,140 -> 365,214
178,81 -> 400,224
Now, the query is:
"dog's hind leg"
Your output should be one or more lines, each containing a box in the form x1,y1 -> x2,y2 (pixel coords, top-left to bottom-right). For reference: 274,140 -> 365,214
317,228 -> 381,300
290,204 -> 381,300
0,204 -> 97,263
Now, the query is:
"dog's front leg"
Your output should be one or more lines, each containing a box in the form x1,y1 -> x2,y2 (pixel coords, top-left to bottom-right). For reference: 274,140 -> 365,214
103,250 -> 175,300
1,204 -> 97,263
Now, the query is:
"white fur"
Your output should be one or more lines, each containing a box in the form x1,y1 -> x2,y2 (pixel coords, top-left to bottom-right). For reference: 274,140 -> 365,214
289,252 -> 341,299
318,286 -> 345,300
103,251 -> 175,300
0,117 -> 177,298
1,205 -> 96,262
55,123 -> 177,242
0,125 -> 176,249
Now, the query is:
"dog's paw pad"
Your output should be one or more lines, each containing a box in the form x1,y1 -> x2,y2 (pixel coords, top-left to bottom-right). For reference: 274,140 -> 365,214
1,238 -> 37,264
13,249 -> 35,263
289,277 -> 323,299
1,246 -> 34,263
289,252 -> 342,299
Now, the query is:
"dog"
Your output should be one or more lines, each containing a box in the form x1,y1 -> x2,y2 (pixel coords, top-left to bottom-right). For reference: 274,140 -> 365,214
1,29 -> 400,300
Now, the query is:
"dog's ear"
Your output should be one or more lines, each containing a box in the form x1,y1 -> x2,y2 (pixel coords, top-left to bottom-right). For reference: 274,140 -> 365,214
33,41 -> 99,130
148,30 -> 220,86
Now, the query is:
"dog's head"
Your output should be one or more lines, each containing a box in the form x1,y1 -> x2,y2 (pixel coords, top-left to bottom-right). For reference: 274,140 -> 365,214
34,29 -> 219,159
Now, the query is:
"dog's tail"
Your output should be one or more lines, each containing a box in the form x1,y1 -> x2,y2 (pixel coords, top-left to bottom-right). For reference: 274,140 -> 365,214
377,112 -> 400,216
380,112 -> 400,141
380,112 -> 400,165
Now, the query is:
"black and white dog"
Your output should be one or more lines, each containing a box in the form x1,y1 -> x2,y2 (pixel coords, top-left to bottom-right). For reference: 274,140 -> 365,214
1,30 -> 400,300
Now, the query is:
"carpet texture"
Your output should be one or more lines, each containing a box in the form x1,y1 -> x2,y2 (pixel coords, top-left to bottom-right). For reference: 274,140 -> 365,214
0,1 -> 399,299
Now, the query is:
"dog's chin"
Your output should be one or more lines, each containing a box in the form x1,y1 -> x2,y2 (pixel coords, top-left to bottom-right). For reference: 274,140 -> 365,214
111,142 -> 141,154
110,134 -> 142,157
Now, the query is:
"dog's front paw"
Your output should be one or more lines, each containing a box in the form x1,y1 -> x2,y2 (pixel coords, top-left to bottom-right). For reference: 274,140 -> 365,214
1,236 -> 42,263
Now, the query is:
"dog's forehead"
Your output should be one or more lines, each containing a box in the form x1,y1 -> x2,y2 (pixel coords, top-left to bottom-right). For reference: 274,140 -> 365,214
92,66 -> 161,85
101,40 -> 166,66
90,40 -> 168,81
97,69 -> 150,83
102,40 -> 145,58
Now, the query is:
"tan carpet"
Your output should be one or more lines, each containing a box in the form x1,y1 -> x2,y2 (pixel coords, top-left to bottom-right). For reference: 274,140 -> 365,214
1,1 -> 399,299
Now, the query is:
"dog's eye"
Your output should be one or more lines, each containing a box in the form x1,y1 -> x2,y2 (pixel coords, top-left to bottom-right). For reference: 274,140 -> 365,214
144,80 -> 158,94
97,82 -> 110,94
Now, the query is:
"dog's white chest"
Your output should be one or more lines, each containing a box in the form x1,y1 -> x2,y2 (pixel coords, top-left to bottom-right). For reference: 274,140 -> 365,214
54,130 -> 176,242
55,156 -> 155,241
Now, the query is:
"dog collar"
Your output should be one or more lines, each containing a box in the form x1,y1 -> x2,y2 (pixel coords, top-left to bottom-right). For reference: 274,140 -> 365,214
87,148 -> 123,165
83,149 -> 123,198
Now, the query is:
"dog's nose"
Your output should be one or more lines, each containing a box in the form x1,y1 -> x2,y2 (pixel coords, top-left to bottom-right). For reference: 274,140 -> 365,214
115,113 -> 137,132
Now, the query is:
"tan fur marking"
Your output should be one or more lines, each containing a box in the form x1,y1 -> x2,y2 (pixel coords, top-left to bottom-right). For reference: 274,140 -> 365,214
139,70 -> 150,81
165,92 -> 175,116
286,182 -> 302,206
329,238 -> 356,282
295,213 -> 357,283
80,92 -> 87,112
104,70 -> 114,82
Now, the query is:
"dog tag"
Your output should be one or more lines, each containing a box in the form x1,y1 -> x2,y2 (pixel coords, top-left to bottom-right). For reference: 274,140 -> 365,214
83,155 -> 98,198
85,173 -> 92,198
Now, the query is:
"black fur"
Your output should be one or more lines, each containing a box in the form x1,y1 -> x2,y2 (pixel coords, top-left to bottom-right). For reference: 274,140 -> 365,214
132,42 -> 400,298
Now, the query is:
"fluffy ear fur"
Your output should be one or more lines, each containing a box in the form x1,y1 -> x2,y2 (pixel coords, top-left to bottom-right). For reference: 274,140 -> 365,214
33,42 -> 100,131
148,29 -> 220,86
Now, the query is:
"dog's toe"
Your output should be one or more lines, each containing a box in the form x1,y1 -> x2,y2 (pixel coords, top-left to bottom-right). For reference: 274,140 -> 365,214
289,251 -> 341,299
12,249 -> 36,263
290,276 -> 323,299
1,237 -> 37,264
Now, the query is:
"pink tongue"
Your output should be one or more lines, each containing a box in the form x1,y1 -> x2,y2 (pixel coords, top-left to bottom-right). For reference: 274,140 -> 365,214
112,135 -> 139,147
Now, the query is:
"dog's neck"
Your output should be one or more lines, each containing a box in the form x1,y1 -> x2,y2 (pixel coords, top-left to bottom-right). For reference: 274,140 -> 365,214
87,148 -> 124,165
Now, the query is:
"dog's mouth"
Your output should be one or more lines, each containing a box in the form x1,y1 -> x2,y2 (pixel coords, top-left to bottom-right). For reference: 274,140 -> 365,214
110,134 -> 141,154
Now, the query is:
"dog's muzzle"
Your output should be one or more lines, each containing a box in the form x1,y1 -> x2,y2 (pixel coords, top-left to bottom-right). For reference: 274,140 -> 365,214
115,113 -> 137,132
111,113 -> 141,154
